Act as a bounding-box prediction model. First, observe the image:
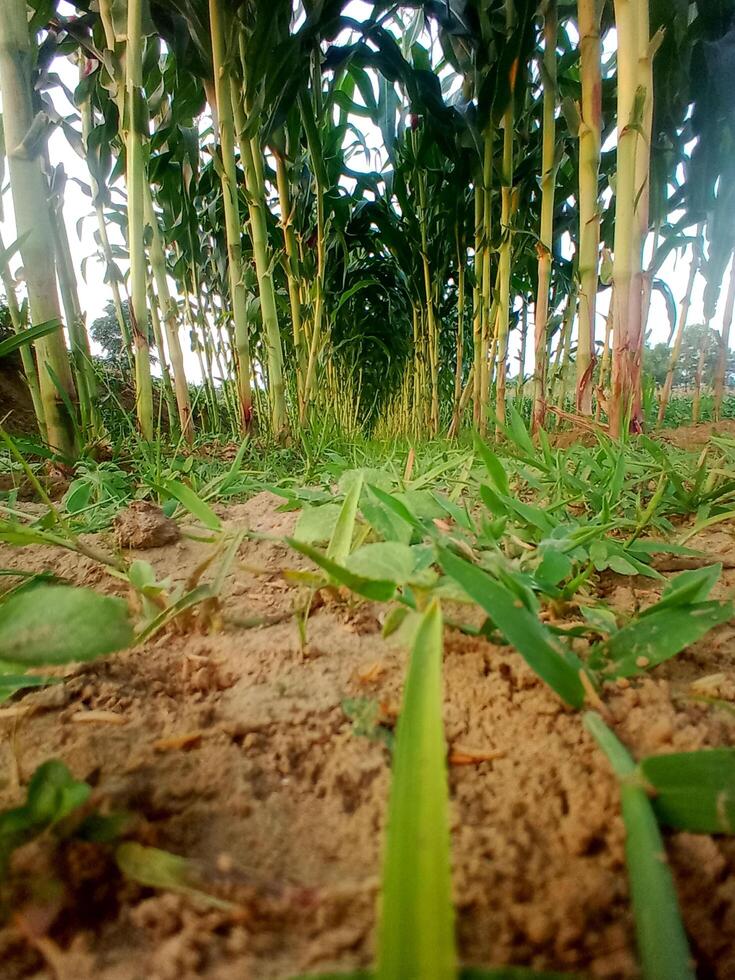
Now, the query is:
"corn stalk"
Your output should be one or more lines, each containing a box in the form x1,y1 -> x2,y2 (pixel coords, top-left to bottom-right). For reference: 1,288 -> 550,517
123,0 -> 154,440
610,0 -> 643,438
208,0 -> 252,431
575,0 -> 603,416
494,0 -> 516,431
532,0 -> 558,433
144,187 -> 194,443
231,41 -> 287,439
0,0 -> 78,456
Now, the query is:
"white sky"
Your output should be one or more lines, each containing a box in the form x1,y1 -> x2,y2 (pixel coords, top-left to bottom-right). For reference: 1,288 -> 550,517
0,1 -> 729,385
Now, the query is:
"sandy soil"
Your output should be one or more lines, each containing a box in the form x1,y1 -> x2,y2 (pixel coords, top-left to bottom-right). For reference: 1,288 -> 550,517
0,491 -> 734,980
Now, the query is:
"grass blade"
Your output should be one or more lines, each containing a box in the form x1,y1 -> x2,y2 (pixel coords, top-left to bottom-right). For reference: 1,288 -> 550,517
288,539 -> 398,601
584,713 -> 694,980
438,548 -> 586,708
327,473 -> 363,564
376,601 -> 456,980
474,434 -> 510,495
161,479 -> 222,531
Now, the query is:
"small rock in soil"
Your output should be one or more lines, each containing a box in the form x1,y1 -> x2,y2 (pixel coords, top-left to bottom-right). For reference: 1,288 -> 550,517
114,501 -> 180,550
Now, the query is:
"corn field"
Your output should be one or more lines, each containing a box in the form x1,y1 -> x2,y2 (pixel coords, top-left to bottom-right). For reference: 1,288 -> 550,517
1,2 -> 735,980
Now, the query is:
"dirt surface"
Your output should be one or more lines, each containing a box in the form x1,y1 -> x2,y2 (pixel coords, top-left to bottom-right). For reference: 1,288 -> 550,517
1,492 -> 735,979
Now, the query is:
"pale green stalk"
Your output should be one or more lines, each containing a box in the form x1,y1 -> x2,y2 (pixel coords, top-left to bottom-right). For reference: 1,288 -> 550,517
533,0 -> 558,432
208,0 -> 252,431
575,0 -> 603,416
124,0 -> 154,440
0,0 -> 78,455
144,186 -> 194,443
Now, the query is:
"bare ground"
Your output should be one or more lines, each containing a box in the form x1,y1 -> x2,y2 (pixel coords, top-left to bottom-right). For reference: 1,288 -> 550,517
0,491 -> 734,980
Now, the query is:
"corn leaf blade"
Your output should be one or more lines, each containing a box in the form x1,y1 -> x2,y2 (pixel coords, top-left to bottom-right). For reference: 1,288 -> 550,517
376,601 -> 456,980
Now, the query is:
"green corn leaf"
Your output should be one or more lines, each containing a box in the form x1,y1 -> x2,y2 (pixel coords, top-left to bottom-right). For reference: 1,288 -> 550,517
474,435 -> 510,495
480,484 -> 511,519
0,319 -> 62,360
0,585 -> 133,665
584,713 -> 694,980
161,479 -> 221,531
361,486 -> 414,543
507,406 -> 536,459
367,484 -> 422,529
327,473 -> 363,565
438,548 -> 585,708
289,540 -> 398,601
376,601 -> 456,980
641,749 -> 735,834
591,601 -> 733,677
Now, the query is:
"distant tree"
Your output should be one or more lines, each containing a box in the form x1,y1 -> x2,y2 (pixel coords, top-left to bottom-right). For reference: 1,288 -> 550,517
645,324 -> 735,389
90,298 -> 154,364
644,341 -> 671,386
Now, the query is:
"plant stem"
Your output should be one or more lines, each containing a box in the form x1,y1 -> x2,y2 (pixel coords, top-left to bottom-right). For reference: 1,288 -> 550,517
0,0 -> 79,456
533,0 -> 558,433
575,0 -> 603,416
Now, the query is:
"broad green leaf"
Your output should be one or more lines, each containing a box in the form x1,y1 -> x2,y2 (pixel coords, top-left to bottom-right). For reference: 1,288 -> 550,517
585,713 -> 694,980
536,548 -> 573,587
115,843 -> 233,910
376,602 -> 455,980
591,601 -> 733,677
651,564 -> 721,612
579,605 -> 619,635
294,503 -> 342,545
289,540 -> 397,601
438,549 -> 585,708
327,474 -> 364,565
345,542 -> 416,584
0,760 -> 91,874
26,759 -> 91,824
63,479 -> 93,515
641,749 -> 735,834
394,489 -> 446,521
161,479 -> 221,530
474,435 -> 509,495
0,585 -> 133,665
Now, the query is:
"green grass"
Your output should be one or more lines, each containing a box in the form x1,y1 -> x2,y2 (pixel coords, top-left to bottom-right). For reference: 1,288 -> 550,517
2,413 -> 735,978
